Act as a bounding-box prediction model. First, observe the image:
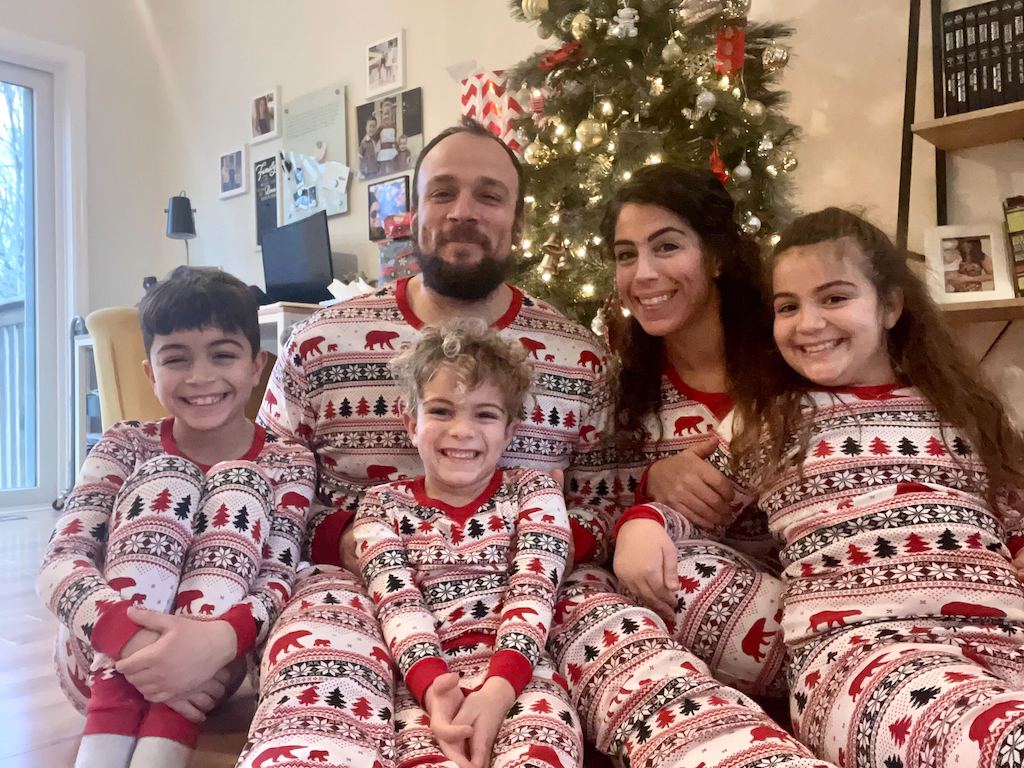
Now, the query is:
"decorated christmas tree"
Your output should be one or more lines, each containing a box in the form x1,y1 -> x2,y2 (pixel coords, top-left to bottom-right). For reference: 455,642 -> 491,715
505,0 -> 798,325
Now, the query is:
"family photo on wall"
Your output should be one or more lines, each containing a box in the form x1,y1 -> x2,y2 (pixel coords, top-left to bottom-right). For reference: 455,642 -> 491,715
356,87 -> 422,181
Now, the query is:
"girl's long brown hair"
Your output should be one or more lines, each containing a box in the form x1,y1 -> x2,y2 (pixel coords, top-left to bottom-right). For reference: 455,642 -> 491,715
601,164 -> 773,446
729,207 -> 1024,511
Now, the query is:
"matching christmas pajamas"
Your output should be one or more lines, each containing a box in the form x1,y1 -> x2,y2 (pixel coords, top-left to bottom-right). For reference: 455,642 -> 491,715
38,418 -> 315,747
354,469 -> 581,768
712,384 -> 1024,768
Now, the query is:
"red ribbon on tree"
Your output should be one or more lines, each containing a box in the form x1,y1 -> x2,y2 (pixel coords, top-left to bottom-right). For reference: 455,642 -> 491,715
538,41 -> 584,72
715,26 -> 746,74
709,138 -> 729,183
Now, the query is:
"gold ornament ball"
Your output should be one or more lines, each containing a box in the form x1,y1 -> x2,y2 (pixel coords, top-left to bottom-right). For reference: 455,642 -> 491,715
522,0 -> 549,21
742,99 -> 767,125
571,11 -> 593,40
523,140 -> 553,166
575,117 -> 608,148
762,43 -> 790,73
661,38 -> 684,65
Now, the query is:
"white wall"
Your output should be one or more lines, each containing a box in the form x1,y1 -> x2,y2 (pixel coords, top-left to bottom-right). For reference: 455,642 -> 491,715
0,0 -> 175,312
149,0 -> 545,288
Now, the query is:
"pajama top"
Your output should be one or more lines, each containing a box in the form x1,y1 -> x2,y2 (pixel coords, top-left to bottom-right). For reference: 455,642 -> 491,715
38,418 -> 316,661
354,468 -> 570,705
709,384 -> 1024,651
258,277 -> 618,567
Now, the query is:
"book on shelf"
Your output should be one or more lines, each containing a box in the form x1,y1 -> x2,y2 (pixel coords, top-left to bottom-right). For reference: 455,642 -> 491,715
944,9 -> 969,115
1003,195 -> 1024,295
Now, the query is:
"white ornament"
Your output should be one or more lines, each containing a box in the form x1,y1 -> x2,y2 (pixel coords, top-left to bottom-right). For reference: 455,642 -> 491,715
522,0 -> 549,20
591,309 -> 608,336
731,159 -> 752,183
609,6 -> 640,38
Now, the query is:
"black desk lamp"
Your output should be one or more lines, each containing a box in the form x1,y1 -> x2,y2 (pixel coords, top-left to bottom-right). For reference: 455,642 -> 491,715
165,191 -> 196,264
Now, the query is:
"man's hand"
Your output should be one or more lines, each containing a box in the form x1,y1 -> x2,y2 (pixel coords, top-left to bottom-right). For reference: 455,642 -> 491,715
451,677 -> 517,768
614,518 -> 677,619
115,608 -> 237,702
164,665 -> 232,722
340,525 -> 360,574
424,672 -> 473,768
646,437 -> 734,531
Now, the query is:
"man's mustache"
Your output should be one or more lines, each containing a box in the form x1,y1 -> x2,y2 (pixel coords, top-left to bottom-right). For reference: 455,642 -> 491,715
436,223 -> 490,248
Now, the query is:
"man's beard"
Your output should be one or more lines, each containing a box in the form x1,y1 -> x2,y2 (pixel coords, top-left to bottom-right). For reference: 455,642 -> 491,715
416,222 -> 512,301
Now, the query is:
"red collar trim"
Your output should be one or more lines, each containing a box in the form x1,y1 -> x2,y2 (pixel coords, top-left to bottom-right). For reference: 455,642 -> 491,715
395,277 -> 523,331
824,382 -> 905,400
411,470 -> 504,525
663,360 -> 733,421
160,416 -> 265,471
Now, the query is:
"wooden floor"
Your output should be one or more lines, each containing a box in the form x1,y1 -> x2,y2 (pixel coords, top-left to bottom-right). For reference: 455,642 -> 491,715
0,507 -> 253,767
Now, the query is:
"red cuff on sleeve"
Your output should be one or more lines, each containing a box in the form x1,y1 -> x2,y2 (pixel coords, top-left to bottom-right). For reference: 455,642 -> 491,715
1009,535 -> 1024,557
486,649 -> 532,698
91,599 -> 143,658
406,656 -> 450,706
635,463 -> 654,504
569,519 -> 597,565
311,508 -> 355,567
613,503 -> 667,539
220,604 -> 258,658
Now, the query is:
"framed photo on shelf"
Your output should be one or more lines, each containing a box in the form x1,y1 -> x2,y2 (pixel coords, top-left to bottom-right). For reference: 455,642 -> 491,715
250,86 -> 280,143
366,31 -> 404,99
218,146 -> 247,199
368,175 -> 409,242
924,224 -> 1015,304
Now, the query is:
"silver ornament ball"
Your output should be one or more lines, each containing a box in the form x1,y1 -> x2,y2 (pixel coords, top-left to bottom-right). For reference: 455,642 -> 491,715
741,212 -> 762,234
695,89 -> 718,112
762,43 -> 790,73
662,38 -> 683,65
731,159 -> 752,183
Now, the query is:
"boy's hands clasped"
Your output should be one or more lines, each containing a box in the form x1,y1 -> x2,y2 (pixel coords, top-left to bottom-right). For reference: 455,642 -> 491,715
424,672 -> 517,768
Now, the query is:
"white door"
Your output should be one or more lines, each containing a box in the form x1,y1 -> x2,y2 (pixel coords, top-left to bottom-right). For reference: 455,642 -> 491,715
0,60 -> 57,508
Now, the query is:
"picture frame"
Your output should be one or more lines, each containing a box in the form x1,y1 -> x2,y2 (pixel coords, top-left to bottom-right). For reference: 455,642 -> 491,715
355,87 -> 423,181
366,31 -> 404,99
253,154 -> 281,249
218,146 -> 248,199
368,175 -> 410,242
924,224 -> 1015,304
250,86 -> 280,144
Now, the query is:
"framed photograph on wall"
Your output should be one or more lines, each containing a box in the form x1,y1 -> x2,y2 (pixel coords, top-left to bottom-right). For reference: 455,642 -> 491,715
251,86 -> 280,143
924,224 -> 1015,304
253,155 -> 280,248
355,87 -> 423,180
366,31 -> 404,99
368,175 -> 409,242
219,146 -> 247,199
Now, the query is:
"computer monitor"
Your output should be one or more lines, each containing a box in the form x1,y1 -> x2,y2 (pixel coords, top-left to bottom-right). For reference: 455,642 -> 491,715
260,210 -> 334,304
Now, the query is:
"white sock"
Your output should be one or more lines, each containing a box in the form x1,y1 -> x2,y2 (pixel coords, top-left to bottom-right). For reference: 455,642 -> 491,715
75,733 -> 136,768
128,736 -> 193,768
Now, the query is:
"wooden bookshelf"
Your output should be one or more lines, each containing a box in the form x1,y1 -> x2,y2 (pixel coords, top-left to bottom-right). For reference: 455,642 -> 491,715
939,297 -> 1024,323
911,102 -> 1024,151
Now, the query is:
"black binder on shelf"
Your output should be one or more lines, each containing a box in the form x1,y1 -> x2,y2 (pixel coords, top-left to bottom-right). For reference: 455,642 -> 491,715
966,5 -> 982,110
944,9 -> 969,114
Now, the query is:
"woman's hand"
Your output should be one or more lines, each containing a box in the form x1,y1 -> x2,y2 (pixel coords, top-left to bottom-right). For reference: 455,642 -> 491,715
163,665 -> 232,722
424,672 -> 473,768
646,437 -> 734,531
451,677 -> 517,768
614,518 -> 677,619
115,608 -> 237,702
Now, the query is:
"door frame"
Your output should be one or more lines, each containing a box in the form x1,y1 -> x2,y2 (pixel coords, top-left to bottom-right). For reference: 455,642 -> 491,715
0,30 -> 87,505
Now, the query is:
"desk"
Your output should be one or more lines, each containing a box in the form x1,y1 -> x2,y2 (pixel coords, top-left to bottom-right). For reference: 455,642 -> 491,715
258,302 -> 321,354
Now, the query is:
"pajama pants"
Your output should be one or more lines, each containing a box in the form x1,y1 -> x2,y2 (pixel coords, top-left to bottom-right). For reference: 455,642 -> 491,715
548,555 -> 807,768
55,455 -> 273,746
791,620 -> 1024,768
236,566 -> 395,768
393,651 -> 581,768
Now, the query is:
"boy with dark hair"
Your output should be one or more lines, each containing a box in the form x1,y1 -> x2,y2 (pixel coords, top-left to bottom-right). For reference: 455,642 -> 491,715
39,266 -> 316,768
